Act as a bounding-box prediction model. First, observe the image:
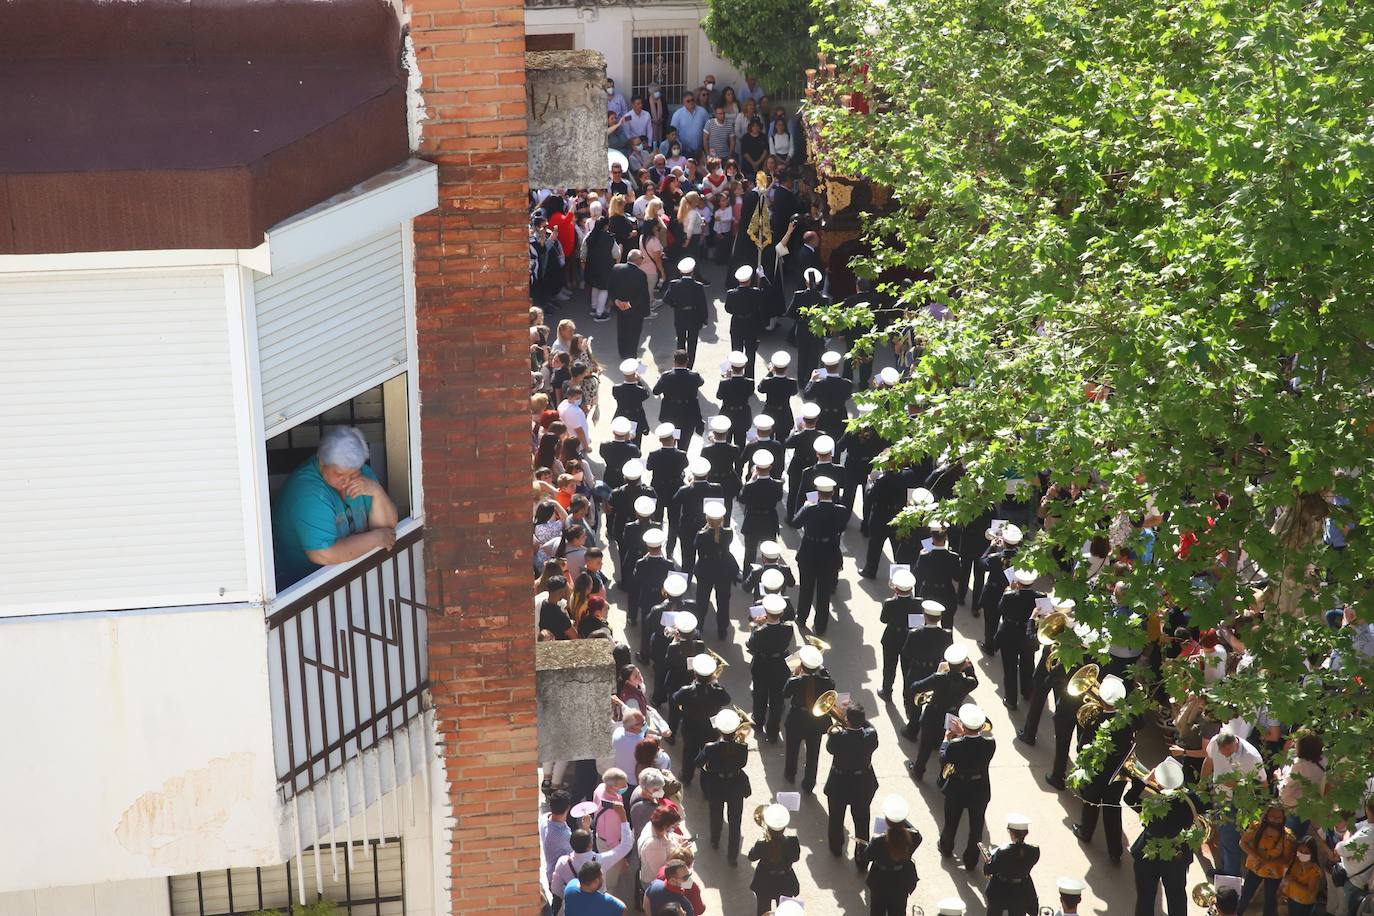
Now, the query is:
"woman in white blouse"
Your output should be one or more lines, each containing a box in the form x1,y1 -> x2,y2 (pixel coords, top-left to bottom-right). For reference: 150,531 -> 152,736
768,117 -> 793,160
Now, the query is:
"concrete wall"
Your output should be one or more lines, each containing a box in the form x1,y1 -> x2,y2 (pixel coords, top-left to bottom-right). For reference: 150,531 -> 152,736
525,1 -> 748,98
0,606 -> 282,894
526,50 -> 610,189
0,879 -> 169,916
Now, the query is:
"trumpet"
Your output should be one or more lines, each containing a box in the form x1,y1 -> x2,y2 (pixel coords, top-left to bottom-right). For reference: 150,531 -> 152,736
1192,881 -> 1217,915
1067,663 -> 1107,727
812,689 -> 851,733
729,704 -> 756,744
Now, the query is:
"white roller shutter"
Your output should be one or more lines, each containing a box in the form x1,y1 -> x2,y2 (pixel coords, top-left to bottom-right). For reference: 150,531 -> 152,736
255,230 -> 408,434
0,269 -> 249,617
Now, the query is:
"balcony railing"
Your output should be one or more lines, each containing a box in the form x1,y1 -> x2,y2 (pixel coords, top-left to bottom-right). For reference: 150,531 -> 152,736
267,523 -> 429,798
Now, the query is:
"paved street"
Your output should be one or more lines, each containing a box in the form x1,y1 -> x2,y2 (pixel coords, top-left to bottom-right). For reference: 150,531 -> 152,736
562,257 -> 1208,915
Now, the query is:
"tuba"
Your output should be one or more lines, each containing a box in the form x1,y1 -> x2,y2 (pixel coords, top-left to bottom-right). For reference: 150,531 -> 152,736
812,689 -> 851,733
1067,663 -> 1108,727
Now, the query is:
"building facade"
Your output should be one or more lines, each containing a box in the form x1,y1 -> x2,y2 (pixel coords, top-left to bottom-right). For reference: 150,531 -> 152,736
0,0 -> 537,913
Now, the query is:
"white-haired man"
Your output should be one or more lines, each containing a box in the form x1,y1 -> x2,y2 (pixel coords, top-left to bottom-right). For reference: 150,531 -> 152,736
272,426 -> 399,587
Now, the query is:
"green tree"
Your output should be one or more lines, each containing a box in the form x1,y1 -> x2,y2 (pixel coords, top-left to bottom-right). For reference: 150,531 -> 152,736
812,0 -> 1374,839
703,0 -> 817,95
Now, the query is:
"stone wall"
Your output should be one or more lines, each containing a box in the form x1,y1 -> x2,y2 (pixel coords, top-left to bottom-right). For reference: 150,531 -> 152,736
535,640 -> 615,762
525,50 -> 608,190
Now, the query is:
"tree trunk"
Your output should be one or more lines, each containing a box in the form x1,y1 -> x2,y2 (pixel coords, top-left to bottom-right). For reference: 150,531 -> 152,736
1267,492 -> 1328,617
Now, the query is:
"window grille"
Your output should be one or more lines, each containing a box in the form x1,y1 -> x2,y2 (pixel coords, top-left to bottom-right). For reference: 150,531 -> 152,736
631,34 -> 688,106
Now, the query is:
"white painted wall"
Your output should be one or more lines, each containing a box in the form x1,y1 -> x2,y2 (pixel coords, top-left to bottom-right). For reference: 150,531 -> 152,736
0,605 -> 283,895
526,1 -> 748,97
0,879 -> 169,916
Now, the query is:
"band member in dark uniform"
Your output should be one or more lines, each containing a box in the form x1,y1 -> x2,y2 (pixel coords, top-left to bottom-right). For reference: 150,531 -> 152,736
823,702 -> 880,858
701,415 -> 742,513
1019,596 -> 1074,745
717,352 -> 755,447
738,452 -> 784,568
663,257 -> 709,366
738,413 -> 786,483
611,359 -> 654,446
746,593 -> 794,742
836,410 -> 885,515
979,522 -> 1022,651
878,570 -> 922,701
646,571 -> 695,682
1071,674 -> 1133,864
858,795 -> 921,916
672,457 -> 724,576
725,264 -> 767,377
757,350 -> 798,438
788,267 -> 829,383
899,604 -> 954,738
608,459 -> 654,547
672,652 -> 731,787
984,813 -> 1041,916
695,500 -> 739,639
657,603 -> 701,713
936,702 -> 996,871
646,422 -> 688,533
860,456 -> 916,579
618,494 -> 657,613
633,527 -> 675,643
696,708 -> 752,866
783,402 -> 823,522
600,416 -> 641,501
916,524 -> 963,631
782,645 -> 835,792
802,350 -> 853,438
994,569 -> 1043,711
748,804 -> 801,915
1126,758 -> 1196,916
744,540 -> 795,601
652,349 -> 705,448
790,475 -> 850,635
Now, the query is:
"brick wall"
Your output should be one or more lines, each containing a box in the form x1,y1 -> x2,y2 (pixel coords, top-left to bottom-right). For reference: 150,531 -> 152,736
405,0 -> 538,912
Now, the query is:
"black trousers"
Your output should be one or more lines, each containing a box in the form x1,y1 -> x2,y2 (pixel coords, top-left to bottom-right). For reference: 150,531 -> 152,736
880,641 -> 902,695
1078,781 -> 1125,859
1021,671 -> 1057,738
676,326 -> 701,367
987,885 -> 1039,916
1050,700 -> 1078,781
680,725 -> 709,785
1237,872 -> 1281,916
1000,642 -> 1036,703
679,527 -> 700,575
869,889 -> 910,916
983,601 -> 1003,648
958,545 -> 978,604
826,790 -> 873,854
1133,853 -> 1190,916
784,722 -> 824,789
912,711 -> 944,775
752,673 -> 785,738
862,520 -> 895,577
708,793 -> 745,861
697,574 -> 732,638
939,788 -> 989,860
797,565 -> 840,634
730,331 -> 759,378
616,312 -> 644,359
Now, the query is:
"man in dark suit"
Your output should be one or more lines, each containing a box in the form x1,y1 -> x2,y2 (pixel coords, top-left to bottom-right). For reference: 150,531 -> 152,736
608,250 -> 652,358
793,232 -> 824,289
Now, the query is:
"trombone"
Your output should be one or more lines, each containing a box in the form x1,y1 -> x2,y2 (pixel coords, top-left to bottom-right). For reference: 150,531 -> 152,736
1066,663 -> 1108,727
812,689 -> 851,733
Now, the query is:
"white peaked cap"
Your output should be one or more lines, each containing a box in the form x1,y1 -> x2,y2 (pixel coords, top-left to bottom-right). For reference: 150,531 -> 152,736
1006,812 -> 1031,830
620,357 -> 640,375
958,703 -> 987,730
729,350 -> 748,368
774,902 -> 804,916
761,568 -> 785,591
691,653 -> 717,677
814,435 -> 835,453
1056,877 -> 1087,896
882,795 -> 910,824
1153,757 -> 1186,790
1052,596 -> 1077,612
753,451 -> 775,469
611,416 -> 634,436
753,414 -> 776,430
642,527 -> 666,548
1100,674 -> 1127,706
705,501 -> 728,520
663,573 -> 689,597
712,708 -> 741,734
821,350 -> 843,367
1001,523 -> 1024,545
857,403 -> 878,415
1012,568 -> 1038,586
799,646 -> 823,669
771,350 -> 792,368
689,457 -> 712,477
891,569 -> 916,592
800,402 -> 822,419
762,593 -> 787,614
879,366 -> 900,386
814,476 -> 836,493
673,610 -> 698,632
760,540 -> 783,558
944,644 -> 968,665
763,803 -> 790,830
910,487 -> 935,506
623,459 -> 645,479
710,415 -> 733,433
678,257 -> 697,274
937,898 -> 967,916
655,422 -> 676,438
922,599 -> 946,616
634,495 -> 657,516
734,264 -> 754,282
803,267 -> 823,285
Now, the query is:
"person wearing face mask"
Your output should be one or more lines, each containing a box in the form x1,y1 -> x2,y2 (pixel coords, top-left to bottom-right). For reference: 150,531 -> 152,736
605,78 -> 628,118
1278,836 -> 1322,916
1236,804 -> 1296,916
702,74 -> 721,108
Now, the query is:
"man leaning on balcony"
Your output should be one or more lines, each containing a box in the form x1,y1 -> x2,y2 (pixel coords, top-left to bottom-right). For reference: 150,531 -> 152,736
273,427 -> 399,589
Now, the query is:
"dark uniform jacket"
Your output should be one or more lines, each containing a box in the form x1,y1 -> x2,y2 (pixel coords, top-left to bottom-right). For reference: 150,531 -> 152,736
984,841 -> 1041,892
657,631 -> 702,688
979,545 -> 1017,614
908,664 -> 977,717
646,446 -> 690,507
701,440 -> 743,500
717,375 -> 754,427
824,725 -> 880,798
738,476 -> 785,537
673,680 -> 731,734
783,427 -> 822,476
747,834 -> 801,898
880,596 -> 923,653
756,374 -> 798,433
599,439 -> 641,491
837,429 -> 884,489
791,501 -> 850,571
673,480 -> 726,534
610,482 -> 655,542
939,733 -> 996,795
610,380 -> 652,431
900,622 -> 953,688
1126,785 -> 1201,863
724,285 -> 767,340
695,525 -> 740,580
783,669 -> 836,730
608,262 -> 651,316
994,588 -> 1042,651
746,622 -> 794,676
743,560 -> 796,596
860,828 -> 920,895
663,276 -> 709,331
802,374 -> 854,430
797,461 -> 847,502
652,368 -> 704,431
696,738 -> 752,798
867,467 -> 914,528
738,436 -> 786,479
915,547 -> 962,611
633,554 -> 675,613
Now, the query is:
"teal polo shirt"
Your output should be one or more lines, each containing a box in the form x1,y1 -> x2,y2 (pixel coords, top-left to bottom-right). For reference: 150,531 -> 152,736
272,458 -> 377,588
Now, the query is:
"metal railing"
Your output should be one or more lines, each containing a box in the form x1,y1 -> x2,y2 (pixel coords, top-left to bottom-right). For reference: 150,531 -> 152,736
266,526 -> 430,797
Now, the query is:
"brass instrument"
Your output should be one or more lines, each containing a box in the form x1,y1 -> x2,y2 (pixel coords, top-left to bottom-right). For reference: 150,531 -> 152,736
1192,881 -> 1217,915
754,804 -> 767,828
1037,611 -> 1069,669
913,689 -> 934,706
978,841 -> 994,865
704,647 -> 729,678
729,704 -> 756,744
1113,747 -> 1215,840
1173,693 -> 1206,734
804,634 -> 832,653
812,689 -> 851,733
1067,663 -> 1107,727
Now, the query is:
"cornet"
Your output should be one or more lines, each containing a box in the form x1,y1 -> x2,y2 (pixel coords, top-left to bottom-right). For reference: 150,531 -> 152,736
812,689 -> 851,733
1067,663 -> 1107,727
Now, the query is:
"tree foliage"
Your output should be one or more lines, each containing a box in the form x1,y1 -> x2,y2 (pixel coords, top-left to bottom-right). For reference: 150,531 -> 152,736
703,0 -> 817,95
813,0 -> 1374,830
